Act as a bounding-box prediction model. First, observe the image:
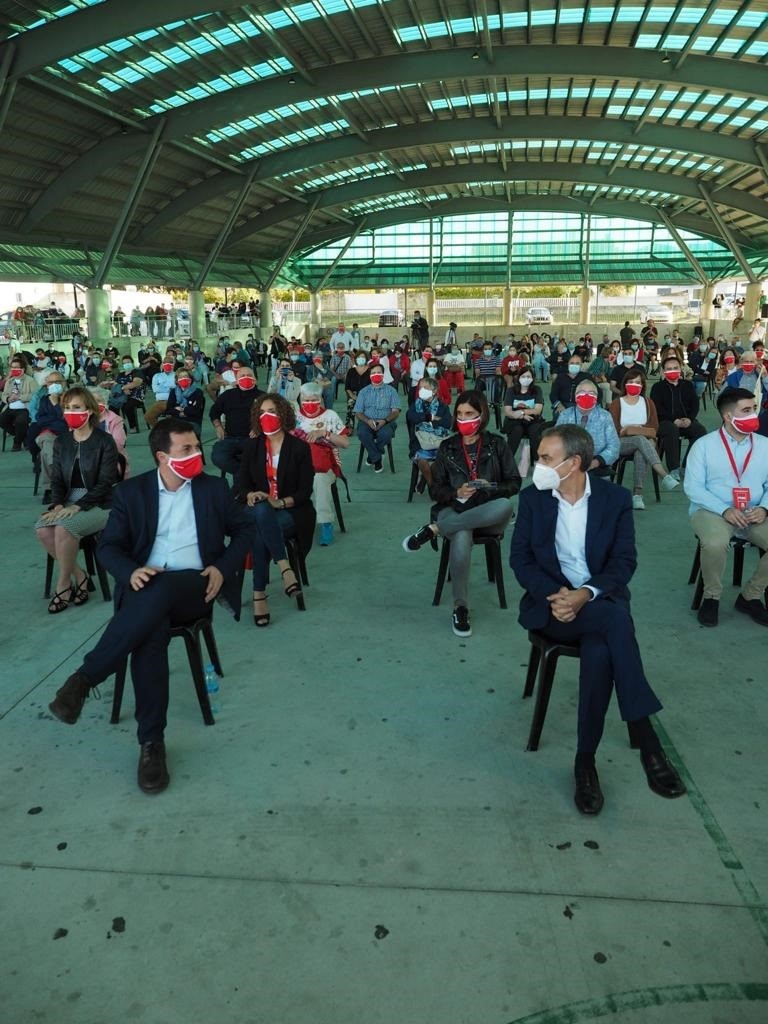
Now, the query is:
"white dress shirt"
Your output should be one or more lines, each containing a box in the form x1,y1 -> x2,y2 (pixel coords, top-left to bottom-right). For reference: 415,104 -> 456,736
147,471 -> 204,570
553,474 -> 599,598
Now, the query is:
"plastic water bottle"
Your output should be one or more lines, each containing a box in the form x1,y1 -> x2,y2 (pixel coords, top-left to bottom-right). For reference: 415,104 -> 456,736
204,663 -> 221,714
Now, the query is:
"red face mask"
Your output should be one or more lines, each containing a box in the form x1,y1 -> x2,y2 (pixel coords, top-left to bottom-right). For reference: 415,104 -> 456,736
98,403 -> 106,414
167,451 -> 204,480
63,410 -> 89,429
101,361 -> 111,370
741,363 -> 756,374
300,402 -> 322,417
162,362 -> 173,372
370,373 -> 384,385
724,356 -> 735,365
57,357 -> 66,364
237,376 -> 256,391
457,416 -> 482,436
259,411 -> 282,435
624,382 -> 643,396
177,377 -> 192,390
575,392 -> 598,411
9,367 -> 22,377
664,369 -> 681,382
732,414 -> 760,434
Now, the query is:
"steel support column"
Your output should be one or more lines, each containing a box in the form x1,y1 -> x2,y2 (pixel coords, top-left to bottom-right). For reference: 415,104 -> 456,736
657,208 -> 709,286
313,217 -> 368,292
698,185 -> 758,284
264,197 -> 320,292
193,165 -> 259,290
93,119 -> 166,288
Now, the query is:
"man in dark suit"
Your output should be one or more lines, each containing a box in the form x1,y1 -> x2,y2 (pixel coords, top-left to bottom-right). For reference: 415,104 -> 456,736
48,417 -> 252,794
509,424 -> 685,815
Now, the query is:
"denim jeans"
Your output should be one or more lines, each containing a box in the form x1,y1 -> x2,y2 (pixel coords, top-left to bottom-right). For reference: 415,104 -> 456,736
244,502 -> 296,590
211,436 -> 247,479
357,421 -> 394,463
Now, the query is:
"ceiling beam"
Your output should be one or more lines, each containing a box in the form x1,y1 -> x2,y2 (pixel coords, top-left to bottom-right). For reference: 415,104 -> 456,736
19,44 -> 768,223
134,115 -> 762,242
224,163 -> 768,249
656,208 -> 709,285
1,1 -> 245,79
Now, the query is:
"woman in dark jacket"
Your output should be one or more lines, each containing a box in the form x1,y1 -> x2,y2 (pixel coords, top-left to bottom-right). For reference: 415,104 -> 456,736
35,386 -> 119,613
236,393 -> 316,626
165,368 -> 205,434
402,390 -> 521,637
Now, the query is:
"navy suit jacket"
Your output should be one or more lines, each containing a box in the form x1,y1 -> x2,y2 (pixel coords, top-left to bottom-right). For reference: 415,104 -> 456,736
98,470 -> 252,620
509,475 -> 637,631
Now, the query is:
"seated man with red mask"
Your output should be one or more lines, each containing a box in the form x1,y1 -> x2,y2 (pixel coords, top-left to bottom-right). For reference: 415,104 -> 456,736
47,417 -> 252,795
354,364 -> 401,472
721,351 -> 768,437
555,380 -> 619,476
684,388 -> 768,628
210,365 -> 263,479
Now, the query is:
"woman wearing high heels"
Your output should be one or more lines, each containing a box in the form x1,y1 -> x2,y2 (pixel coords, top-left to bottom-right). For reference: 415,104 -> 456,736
237,394 -> 316,626
35,387 -> 119,613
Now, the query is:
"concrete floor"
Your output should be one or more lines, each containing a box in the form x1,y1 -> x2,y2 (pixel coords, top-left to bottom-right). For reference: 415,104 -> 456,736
2,389 -> 767,1024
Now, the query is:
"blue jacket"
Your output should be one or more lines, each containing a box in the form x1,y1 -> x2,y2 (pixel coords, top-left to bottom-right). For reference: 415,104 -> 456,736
98,470 -> 252,621
556,405 -> 620,467
509,476 -> 636,630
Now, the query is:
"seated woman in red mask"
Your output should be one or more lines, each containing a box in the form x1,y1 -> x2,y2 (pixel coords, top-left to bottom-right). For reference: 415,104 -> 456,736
236,394 -> 315,627
555,380 -> 619,476
165,366 -> 206,436
608,369 -> 679,510
35,387 -> 119,613
401,390 -> 521,638
293,381 -> 350,547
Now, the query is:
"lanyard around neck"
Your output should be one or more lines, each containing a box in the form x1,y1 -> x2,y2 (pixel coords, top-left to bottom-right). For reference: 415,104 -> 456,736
719,427 -> 753,483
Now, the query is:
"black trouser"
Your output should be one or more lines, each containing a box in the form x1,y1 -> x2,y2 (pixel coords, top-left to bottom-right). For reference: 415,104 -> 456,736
503,418 -> 545,461
0,406 -> 30,445
80,570 -> 210,744
657,419 -> 706,470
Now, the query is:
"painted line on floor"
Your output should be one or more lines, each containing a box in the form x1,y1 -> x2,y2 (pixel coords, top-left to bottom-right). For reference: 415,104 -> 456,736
654,718 -> 768,947
506,981 -> 768,1024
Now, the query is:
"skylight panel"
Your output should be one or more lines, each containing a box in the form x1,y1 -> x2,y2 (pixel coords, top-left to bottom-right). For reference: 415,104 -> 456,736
588,7 -> 615,22
559,8 -> 586,23
636,34 -> 662,46
531,10 -> 557,25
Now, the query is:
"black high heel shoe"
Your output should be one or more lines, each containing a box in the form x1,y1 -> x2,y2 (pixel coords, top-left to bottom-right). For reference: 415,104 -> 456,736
281,567 -> 302,600
253,593 -> 270,627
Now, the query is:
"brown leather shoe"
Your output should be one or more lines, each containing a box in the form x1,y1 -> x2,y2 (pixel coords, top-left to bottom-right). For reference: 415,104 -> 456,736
48,671 -> 92,724
137,741 -> 169,794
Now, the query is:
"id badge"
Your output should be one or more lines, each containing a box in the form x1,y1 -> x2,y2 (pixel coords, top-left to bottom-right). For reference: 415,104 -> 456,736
733,487 -> 751,511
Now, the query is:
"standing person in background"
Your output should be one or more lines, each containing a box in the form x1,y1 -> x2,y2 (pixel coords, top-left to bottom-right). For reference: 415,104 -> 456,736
330,323 -> 354,352
411,310 -> 430,351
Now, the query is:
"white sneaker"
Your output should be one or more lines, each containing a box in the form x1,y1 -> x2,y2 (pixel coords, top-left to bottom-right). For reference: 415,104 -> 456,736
632,494 -> 646,511
670,468 -> 681,481
661,474 -> 680,491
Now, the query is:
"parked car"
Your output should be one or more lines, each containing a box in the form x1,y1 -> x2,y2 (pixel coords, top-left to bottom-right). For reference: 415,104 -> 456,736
378,309 -> 405,327
526,307 -> 553,325
642,306 -> 673,323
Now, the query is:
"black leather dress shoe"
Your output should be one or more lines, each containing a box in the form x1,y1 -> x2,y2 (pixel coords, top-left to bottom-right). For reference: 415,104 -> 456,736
641,751 -> 687,799
697,598 -> 719,627
574,766 -> 604,815
48,671 -> 92,724
137,741 -> 170,794
734,594 -> 768,626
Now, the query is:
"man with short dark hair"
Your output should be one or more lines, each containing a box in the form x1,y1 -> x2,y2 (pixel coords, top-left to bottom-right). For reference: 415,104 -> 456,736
510,424 -> 685,816
649,354 -> 706,478
683,388 -> 768,627
47,418 -> 252,793
619,321 -> 635,347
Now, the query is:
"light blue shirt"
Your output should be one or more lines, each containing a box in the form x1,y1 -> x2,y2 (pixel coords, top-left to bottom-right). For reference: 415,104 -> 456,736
353,383 -> 401,420
684,428 -> 768,517
146,471 -> 204,570
151,370 -> 177,401
556,405 -> 620,467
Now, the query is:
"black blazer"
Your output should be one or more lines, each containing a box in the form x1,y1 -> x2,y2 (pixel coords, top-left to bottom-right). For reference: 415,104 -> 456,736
509,475 -> 636,631
236,432 -> 316,555
98,470 -> 252,620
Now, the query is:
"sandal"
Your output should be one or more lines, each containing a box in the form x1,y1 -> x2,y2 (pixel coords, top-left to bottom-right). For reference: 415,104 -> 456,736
48,588 -> 71,614
281,567 -> 302,600
253,593 -> 270,627
70,576 -> 92,607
